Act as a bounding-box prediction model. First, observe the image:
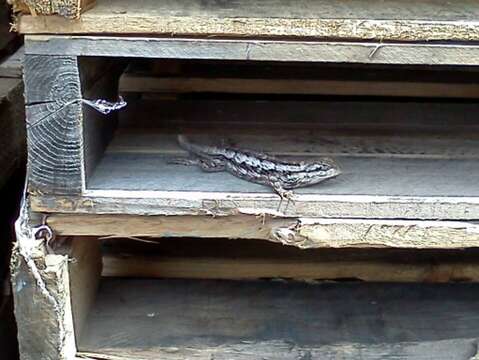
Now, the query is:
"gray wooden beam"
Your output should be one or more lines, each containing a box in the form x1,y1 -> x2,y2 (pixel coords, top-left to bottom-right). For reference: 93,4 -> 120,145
26,35 -> 479,66
24,54 -> 84,195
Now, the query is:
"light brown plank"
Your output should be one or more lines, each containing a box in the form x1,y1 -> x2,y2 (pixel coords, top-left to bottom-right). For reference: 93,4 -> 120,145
119,75 -> 479,99
102,252 -> 479,283
17,0 -> 479,42
46,214 -> 479,249
101,238 -> 479,282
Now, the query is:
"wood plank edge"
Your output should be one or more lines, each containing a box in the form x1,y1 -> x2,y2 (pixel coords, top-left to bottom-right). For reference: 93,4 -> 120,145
102,254 -> 479,283
45,214 -> 479,249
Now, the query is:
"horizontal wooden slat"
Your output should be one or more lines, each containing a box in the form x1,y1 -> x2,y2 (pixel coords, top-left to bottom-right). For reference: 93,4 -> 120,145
17,0 -> 479,43
46,214 -> 479,249
119,75 -> 479,99
78,278 -> 479,359
102,238 -> 479,282
25,36 -> 479,66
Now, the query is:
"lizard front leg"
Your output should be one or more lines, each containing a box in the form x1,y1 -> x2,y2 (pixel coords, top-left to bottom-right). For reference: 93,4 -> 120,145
268,178 -> 296,212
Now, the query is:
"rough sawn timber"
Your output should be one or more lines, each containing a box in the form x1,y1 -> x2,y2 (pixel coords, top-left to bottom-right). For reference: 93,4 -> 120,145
25,35 -> 479,66
10,241 -> 76,360
24,54 -> 84,196
11,236 -> 101,360
46,214 -> 479,249
16,0 -> 479,43
101,238 -> 479,282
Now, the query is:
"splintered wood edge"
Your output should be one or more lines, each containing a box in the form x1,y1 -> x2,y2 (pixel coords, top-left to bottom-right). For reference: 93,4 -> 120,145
24,35 -> 479,66
45,214 -> 479,249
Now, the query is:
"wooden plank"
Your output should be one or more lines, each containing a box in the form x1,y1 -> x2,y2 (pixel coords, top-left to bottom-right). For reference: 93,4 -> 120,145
102,238 -> 479,282
46,215 -> 479,249
78,339 -> 479,360
10,0 -> 95,19
119,74 -> 479,99
103,255 -> 479,283
78,278 -> 479,359
68,237 -> 102,344
10,242 -> 76,360
23,54 -> 84,195
34,192 -> 479,220
85,155 -> 479,196
25,36 -> 479,66
16,0 -> 479,42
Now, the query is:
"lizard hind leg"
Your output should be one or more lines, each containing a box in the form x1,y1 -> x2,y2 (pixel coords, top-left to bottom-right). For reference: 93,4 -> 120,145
269,180 -> 296,212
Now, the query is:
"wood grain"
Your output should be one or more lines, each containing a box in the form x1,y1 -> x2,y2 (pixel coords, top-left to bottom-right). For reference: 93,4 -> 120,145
10,245 -> 76,360
25,36 -> 479,67
24,54 -> 84,195
78,278 -> 479,359
17,0 -> 479,42
45,214 -> 479,249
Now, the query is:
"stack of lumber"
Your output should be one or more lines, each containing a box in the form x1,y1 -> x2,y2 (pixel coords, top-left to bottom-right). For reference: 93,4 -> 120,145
9,1 -> 479,359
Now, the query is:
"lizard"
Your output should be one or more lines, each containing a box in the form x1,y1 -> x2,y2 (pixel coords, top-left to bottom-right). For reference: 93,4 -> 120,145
175,134 -> 342,206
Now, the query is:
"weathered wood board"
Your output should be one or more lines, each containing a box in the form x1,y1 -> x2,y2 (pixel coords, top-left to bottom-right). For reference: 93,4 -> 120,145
16,0 -> 479,43
46,214 -> 479,249
119,74 -> 479,99
25,35 -> 479,66
11,237 -> 101,360
102,238 -> 479,282
78,278 -> 479,359
30,98 -> 479,220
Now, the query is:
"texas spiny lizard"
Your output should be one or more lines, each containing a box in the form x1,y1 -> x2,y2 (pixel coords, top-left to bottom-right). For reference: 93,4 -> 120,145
176,135 -> 341,204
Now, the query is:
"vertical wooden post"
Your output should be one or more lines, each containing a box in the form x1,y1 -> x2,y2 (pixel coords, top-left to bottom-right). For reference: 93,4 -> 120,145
11,235 -> 102,360
24,55 -> 84,195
